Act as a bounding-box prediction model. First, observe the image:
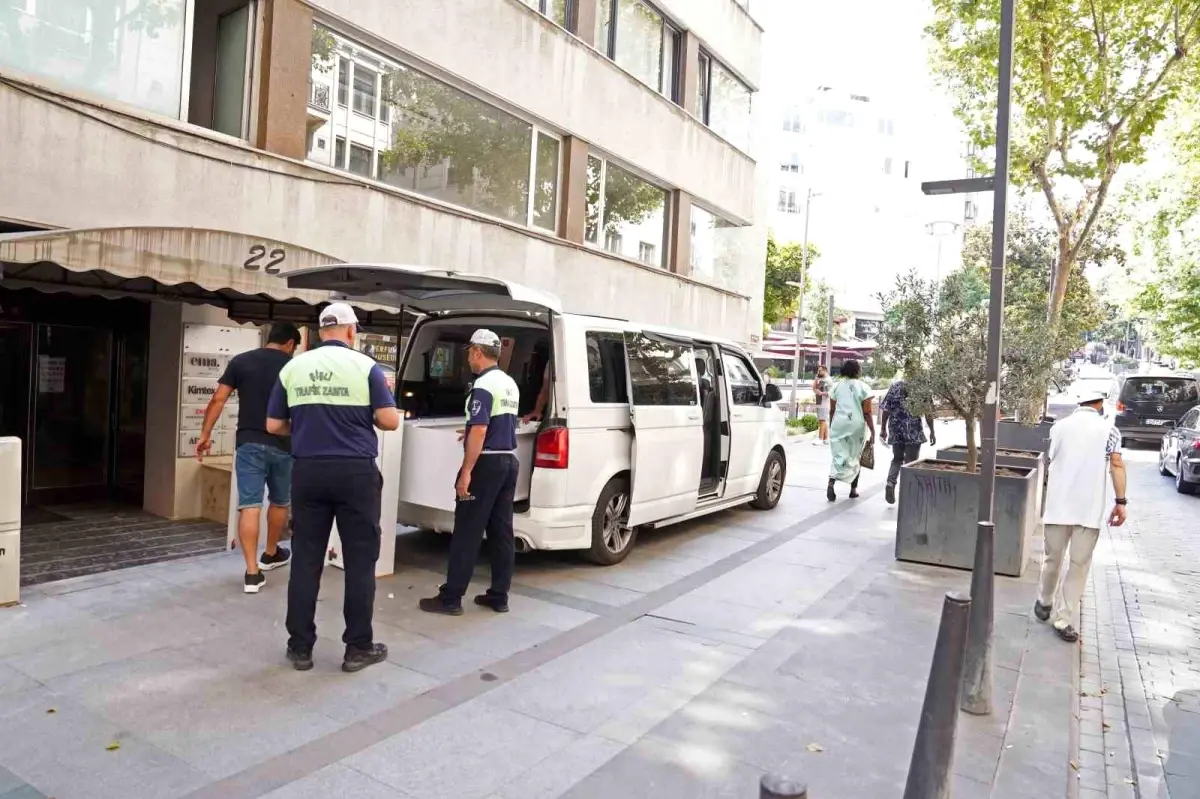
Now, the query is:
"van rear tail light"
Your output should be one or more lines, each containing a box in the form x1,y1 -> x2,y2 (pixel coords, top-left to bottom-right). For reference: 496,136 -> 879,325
535,427 -> 570,469
1116,400 -> 1126,412
1192,440 -> 1200,451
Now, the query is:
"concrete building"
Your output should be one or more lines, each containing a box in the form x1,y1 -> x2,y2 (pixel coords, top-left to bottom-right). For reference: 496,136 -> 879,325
0,0 -> 767,577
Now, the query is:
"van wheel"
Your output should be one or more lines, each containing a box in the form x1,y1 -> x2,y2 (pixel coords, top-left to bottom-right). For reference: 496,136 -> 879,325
750,451 -> 786,510
583,478 -> 637,566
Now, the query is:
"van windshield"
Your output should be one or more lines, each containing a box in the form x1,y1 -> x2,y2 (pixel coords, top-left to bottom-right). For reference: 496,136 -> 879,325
398,320 -> 551,419
1120,377 -> 1198,405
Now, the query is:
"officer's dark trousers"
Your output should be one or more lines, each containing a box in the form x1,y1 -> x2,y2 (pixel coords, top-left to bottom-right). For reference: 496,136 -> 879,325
442,454 -> 518,603
286,458 -> 381,652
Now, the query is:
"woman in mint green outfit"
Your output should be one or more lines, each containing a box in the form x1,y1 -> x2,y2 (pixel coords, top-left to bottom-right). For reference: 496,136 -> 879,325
827,358 -> 876,501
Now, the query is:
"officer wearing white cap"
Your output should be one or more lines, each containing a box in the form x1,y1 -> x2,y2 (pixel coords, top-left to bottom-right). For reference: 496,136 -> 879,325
1035,388 -> 1127,642
266,302 -> 400,672
420,329 -> 520,615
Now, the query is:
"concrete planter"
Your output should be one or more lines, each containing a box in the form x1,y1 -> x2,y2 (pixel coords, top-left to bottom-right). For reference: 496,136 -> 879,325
937,445 -> 1046,515
997,419 -> 1053,454
895,459 -> 1038,577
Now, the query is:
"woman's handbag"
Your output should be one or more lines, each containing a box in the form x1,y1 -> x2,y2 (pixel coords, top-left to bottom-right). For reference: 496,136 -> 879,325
859,439 -> 876,470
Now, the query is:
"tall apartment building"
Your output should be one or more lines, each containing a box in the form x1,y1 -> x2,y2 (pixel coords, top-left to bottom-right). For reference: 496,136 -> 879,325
0,1 -> 766,536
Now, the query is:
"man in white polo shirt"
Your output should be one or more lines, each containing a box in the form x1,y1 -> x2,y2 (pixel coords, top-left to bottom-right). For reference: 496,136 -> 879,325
1035,390 -> 1128,642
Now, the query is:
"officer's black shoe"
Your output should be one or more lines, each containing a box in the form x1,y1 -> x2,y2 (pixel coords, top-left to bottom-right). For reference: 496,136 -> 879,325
474,593 -> 510,613
342,643 -> 388,673
418,596 -> 464,616
1033,600 -> 1051,622
286,647 -> 313,671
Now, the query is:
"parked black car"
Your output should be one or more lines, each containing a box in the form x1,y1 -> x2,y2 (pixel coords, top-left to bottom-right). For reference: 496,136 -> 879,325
1104,374 -> 1200,446
1158,405 -> 1200,494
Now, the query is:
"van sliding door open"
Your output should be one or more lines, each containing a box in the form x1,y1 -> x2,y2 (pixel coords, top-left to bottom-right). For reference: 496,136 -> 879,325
623,332 -> 704,526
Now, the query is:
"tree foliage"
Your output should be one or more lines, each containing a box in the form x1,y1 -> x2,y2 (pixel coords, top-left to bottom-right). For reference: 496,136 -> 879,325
928,0 -> 1200,322
762,234 -> 819,326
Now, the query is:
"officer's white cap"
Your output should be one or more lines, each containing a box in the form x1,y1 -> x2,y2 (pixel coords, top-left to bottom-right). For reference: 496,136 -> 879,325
469,329 -> 502,348
1076,390 -> 1107,405
319,302 -> 359,327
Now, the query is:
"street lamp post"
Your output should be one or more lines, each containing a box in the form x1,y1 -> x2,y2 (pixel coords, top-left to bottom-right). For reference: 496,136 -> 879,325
787,188 -> 817,420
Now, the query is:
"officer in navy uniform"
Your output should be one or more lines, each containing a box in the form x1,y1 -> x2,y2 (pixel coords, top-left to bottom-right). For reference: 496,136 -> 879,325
266,303 -> 401,672
420,329 -> 520,615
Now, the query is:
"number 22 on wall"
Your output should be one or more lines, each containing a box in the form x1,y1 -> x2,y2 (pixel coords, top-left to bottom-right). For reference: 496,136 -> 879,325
244,245 -> 287,274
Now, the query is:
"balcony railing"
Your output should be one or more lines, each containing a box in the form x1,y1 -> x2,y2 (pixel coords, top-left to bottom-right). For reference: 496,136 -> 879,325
309,81 -> 331,112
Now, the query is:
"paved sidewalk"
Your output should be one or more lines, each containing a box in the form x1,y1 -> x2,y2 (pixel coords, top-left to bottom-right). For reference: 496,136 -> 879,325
0,430 -> 1078,798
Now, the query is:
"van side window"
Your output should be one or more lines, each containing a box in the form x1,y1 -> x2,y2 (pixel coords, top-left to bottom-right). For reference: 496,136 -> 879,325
722,351 -> 763,405
585,332 -> 627,404
625,334 -> 698,406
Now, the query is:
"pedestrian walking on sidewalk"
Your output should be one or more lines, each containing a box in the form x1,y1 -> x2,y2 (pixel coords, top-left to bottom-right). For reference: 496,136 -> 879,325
196,322 -> 301,594
812,366 -> 832,445
266,303 -> 401,673
826,358 -> 875,501
1035,390 -> 1127,642
879,372 -> 936,505
420,330 -> 521,616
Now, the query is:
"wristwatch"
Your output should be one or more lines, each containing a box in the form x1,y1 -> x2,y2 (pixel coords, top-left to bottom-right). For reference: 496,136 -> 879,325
1115,497 -> 1128,506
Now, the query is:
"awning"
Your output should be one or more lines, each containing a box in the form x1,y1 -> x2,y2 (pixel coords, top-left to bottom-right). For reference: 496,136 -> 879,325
0,226 -> 403,327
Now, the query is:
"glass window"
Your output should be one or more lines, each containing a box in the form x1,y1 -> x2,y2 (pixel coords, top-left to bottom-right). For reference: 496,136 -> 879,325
335,136 -> 347,168
722,352 -> 764,406
696,52 -> 711,121
378,63 -> 536,225
777,190 -> 787,211
638,242 -> 657,265
709,62 -> 751,151
613,0 -> 664,92
586,159 -> 669,268
585,332 -> 628,404
595,0 -> 613,53
338,57 -> 350,106
545,0 -> 570,27
661,24 -> 679,100
353,63 -> 378,116
0,0 -> 187,118
349,143 -> 374,178
532,132 -> 560,231
380,73 -> 391,124
1120,378 -> 1199,404
883,156 -> 893,175
626,334 -> 697,406
691,206 -> 742,289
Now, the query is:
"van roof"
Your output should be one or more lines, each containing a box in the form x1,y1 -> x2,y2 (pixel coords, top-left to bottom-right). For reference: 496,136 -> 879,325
559,312 -> 750,351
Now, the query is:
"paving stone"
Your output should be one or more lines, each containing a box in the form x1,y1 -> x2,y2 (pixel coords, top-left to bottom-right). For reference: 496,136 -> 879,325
259,764 -> 411,798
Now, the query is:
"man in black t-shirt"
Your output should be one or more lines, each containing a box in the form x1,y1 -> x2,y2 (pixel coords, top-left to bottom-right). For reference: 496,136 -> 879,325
197,323 -> 302,594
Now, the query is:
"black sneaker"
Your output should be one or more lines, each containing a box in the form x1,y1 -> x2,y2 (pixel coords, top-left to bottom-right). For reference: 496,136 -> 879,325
259,546 -> 291,571
244,572 -> 265,594
474,593 -> 510,613
826,482 -> 837,502
418,596 -> 464,616
1033,600 -> 1051,622
287,647 -> 313,671
342,643 -> 388,673
885,484 -> 896,505
1055,624 -> 1079,643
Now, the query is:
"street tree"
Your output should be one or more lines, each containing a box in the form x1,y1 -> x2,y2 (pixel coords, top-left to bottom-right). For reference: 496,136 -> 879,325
762,234 -> 819,326
806,280 -> 850,343
928,0 -> 1200,324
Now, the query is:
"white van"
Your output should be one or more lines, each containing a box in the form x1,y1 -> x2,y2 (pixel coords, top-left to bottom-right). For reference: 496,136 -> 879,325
287,264 -> 788,565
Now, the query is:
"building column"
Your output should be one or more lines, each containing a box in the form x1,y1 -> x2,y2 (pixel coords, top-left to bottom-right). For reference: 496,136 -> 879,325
669,191 -> 693,276
558,136 -> 589,244
572,0 -> 598,47
254,0 -> 312,160
679,31 -> 701,116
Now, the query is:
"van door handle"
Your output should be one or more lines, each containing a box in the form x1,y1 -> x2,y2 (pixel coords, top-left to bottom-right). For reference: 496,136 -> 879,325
732,411 -> 747,419
687,413 -> 701,421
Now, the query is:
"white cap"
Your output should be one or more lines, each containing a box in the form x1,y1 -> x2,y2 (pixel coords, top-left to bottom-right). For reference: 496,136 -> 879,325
1076,390 -> 1107,405
319,302 -> 359,327
469,329 -> 501,348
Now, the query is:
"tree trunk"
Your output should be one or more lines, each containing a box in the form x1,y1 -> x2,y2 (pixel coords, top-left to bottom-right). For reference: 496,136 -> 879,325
964,415 -> 978,473
1048,232 -> 1074,324
1015,396 -> 1044,425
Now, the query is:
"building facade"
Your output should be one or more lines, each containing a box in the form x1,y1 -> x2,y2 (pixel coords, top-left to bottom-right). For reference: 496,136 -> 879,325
0,0 -> 767,526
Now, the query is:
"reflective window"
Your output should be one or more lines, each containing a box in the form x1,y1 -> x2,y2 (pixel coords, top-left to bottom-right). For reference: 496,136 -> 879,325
708,62 -> 752,151
352,63 -> 378,117
696,52 -> 711,120
722,352 -> 764,406
522,0 -> 570,27
626,334 -> 697,406
532,132 -> 560,231
348,143 -> 374,178
595,0 -> 679,99
690,206 -> 743,289
585,332 -> 628,404
585,156 -> 669,269
337,57 -> 350,106
0,0 -> 187,118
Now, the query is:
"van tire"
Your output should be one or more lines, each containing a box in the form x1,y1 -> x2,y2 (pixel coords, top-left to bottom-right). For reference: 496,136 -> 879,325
583,478 -> 637,566
750,450 -> 786,510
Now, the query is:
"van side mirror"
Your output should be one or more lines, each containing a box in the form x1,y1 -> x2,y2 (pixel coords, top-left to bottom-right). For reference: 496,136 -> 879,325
763,383 -> 783,404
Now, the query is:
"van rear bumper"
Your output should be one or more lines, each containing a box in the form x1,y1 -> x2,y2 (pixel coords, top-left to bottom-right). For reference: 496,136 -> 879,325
397,501 -> 591,551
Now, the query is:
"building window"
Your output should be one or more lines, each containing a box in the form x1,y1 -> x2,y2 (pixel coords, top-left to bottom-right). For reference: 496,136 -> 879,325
521,0 -> 571,28
311,51 -> 561,229
694,54 -> 751,152
585,155 -> 669,268
883,157 -> 893,175
337,57 -> 350,106
595,0 -> 680,100
776,190 -> 799,214
822,108 -> 854,127
782,108 -> 805,134
690,205 -> 741,289
878,117 -> 895,136
334,137 -> 347,169
0,0 -> 188,119
780,153 -> 802,174
348,143 -> 374,178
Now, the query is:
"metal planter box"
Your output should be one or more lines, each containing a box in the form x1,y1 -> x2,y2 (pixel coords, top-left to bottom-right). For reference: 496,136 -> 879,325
936,446 -> 1046,515
997,419 -> 1053,454
895,459 -> 1038,577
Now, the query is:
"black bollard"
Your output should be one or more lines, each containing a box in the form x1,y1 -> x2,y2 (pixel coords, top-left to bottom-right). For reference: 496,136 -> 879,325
903,592 -> 972,799
961,521 -> 995,715
760,774 -> 807,798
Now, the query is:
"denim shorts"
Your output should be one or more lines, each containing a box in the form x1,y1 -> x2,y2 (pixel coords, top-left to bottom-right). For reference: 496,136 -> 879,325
235,443 -> 293,510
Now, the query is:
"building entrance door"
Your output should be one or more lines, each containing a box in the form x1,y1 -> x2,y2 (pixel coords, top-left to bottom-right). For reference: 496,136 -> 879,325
0,323 -> 31,448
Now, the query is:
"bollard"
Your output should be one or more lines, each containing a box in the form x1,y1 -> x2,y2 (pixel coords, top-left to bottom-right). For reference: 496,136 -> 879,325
760,774 -> 807,798
903,592 -> 972,799
961,521 -> 995,715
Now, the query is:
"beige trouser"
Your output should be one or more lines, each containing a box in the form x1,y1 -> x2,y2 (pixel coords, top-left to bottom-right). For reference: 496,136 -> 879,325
1037,524 -> 1100,630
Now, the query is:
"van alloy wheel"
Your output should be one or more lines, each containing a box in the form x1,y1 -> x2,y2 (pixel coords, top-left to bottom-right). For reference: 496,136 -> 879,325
603,493 -> 632,554
766,460 -> 784,504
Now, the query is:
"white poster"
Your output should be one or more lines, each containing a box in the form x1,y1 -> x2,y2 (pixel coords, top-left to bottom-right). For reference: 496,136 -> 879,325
37,356 -> 65,394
